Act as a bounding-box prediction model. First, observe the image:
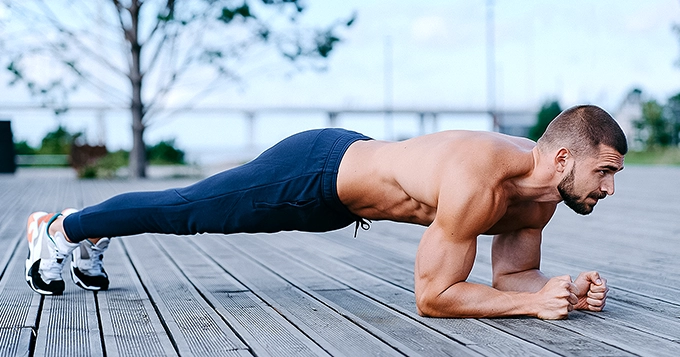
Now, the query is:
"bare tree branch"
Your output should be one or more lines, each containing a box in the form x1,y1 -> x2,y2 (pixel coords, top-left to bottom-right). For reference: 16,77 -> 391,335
111,0 -> 134,73
147,70 -> 241,126
144,0 -> 174,43
33,0 -> 128,79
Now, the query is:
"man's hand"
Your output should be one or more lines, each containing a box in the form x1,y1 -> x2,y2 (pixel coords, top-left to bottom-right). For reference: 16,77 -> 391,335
535,275 -> 579,320
573,271 -> 608,311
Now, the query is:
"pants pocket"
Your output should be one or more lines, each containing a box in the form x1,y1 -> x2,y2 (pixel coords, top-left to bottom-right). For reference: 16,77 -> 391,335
253,199 -> 316,209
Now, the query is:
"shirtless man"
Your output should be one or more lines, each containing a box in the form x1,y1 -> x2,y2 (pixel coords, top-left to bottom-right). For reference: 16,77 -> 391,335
26,104 -> 626,320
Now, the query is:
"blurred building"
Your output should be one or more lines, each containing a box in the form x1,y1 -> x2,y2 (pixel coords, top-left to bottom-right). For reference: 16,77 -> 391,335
614,88 -> 643,151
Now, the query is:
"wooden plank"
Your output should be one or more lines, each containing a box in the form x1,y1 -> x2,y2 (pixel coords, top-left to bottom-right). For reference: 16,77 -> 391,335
27,175 -> 106,357
0,327 -> 33,357
217,234 -> 477,356
122,236 -> 249,357
313,288 -> 480,357
249,233 -> 560,357
79,176 -> 192,356
153,234 -> 335,357
97,240 -> 178,357
281,231 -> 640,356
0,166 -> 677,356
33,270 -> 103,357
75,177 -> 179,356
0,239 -> 42,357
0,176 -> 103,357
196,233 -> 418,356
465,255 -> 680,356
419,234 -> 680,357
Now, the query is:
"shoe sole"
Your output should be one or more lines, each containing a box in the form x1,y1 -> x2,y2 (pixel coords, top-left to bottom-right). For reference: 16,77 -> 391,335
26,260 -> 63,295
70,264 -> 105,291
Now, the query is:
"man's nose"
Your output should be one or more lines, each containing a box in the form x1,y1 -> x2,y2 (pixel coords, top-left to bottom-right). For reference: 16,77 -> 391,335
601,177 -> 615,195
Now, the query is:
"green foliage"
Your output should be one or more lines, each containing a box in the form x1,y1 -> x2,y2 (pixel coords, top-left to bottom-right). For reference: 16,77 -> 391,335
636,100 -> 671,148
633,95 -> 680,149
665,93 -> 680,145
19,124 -> 185,176
218,4 -> 254,23
14,140 -> 36,155
80,139 -> 185,178
528,100 -> 562,141
79,150 -> 129,179
37,125 -> 81,155
146,139 -> 185,165
14,125 -> 82,157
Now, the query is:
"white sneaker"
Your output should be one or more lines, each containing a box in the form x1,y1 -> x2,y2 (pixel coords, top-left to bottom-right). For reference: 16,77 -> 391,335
25,211 -> 79,295
70,238 -> 110,291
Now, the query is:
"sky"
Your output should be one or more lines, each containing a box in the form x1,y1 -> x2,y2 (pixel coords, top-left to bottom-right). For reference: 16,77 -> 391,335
1,0 -> 680,164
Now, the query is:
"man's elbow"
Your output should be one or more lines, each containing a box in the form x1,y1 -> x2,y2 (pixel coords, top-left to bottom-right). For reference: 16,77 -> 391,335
416,290 -> 448,317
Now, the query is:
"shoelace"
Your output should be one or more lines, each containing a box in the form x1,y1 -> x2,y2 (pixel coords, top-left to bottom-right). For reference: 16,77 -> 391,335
42,251 -> 69,281
40,214 -> 68,282
85,243 -> 105,276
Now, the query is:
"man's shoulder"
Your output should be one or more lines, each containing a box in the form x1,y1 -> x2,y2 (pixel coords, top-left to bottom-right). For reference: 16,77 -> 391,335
429,131 -> 535,181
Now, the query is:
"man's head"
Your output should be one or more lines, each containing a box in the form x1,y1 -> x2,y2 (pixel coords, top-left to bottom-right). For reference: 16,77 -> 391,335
537,105 -> 627,215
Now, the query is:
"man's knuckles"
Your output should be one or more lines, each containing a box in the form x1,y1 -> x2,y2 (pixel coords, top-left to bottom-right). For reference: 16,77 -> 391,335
587,297 -> 605,307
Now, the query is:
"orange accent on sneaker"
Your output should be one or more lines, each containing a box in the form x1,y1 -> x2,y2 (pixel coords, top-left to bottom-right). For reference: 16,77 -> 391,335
26,213 -> 55,244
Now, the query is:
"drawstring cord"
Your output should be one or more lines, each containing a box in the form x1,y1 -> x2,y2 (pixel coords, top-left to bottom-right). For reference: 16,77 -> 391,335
353,218 -> 371,238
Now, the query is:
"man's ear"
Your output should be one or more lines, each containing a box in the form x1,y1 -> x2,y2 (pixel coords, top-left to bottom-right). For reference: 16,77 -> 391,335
554,148 -> 571,173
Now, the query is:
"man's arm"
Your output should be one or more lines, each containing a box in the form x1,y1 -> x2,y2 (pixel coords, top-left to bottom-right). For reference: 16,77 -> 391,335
492,228 -> 608,312
492,228 -> 549,292
413,178 -> 580,319
415,222 -> 579,319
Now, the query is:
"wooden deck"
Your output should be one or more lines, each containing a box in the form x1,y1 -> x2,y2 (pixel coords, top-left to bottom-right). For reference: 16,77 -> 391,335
1,166 -> 679,356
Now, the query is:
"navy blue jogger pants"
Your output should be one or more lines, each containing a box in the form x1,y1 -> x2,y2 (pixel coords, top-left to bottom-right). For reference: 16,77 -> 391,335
63,128 -> 372,243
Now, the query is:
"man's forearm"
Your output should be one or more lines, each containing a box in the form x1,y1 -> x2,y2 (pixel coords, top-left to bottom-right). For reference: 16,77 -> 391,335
493,269 -> 549,293
417,281 -> 538,318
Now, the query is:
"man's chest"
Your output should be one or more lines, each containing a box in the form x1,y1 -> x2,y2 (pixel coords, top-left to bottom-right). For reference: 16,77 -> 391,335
482,201 -> 556,235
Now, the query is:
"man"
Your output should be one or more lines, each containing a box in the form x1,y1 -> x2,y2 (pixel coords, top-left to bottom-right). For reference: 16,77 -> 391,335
26,104 -> 626,320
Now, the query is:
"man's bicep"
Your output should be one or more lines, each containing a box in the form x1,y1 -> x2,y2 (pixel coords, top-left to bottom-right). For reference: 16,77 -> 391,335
491,228 -> 543,278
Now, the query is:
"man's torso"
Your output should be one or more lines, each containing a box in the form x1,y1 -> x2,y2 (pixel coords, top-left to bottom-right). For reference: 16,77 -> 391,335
337,130 -> 557,235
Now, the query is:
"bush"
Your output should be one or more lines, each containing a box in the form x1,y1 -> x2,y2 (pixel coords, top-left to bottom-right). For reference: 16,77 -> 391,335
146,139 -> 185,165
78,150 -> 129,179
14,140 -> 36,155
38,125 -> 82,155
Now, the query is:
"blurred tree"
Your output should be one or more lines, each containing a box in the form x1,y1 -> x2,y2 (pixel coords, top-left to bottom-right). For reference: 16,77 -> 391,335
147,139 -> 185,164
14,140 -> 36,155
665,92 -> 680,146
528,100 -> 562,141
0,0 -> 355,177
38,125 -> 82,155
634,100 -> 672,149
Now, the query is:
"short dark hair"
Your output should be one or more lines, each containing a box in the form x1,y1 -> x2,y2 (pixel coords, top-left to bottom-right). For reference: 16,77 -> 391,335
537,105 -> 628,157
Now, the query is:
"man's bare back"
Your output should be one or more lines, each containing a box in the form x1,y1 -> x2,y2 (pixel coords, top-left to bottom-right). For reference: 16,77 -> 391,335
338,130 -> 550,231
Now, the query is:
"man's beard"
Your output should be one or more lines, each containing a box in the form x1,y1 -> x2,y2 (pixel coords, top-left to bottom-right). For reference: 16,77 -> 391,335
557,166 -> 606,215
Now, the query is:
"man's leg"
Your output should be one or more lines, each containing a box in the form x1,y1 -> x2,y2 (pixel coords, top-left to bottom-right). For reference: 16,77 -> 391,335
26,128 -> 369,295
61,128 -> 370,242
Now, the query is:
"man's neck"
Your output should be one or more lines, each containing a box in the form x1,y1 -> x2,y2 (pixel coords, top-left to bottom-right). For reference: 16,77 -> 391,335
507,147 -> 563,204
